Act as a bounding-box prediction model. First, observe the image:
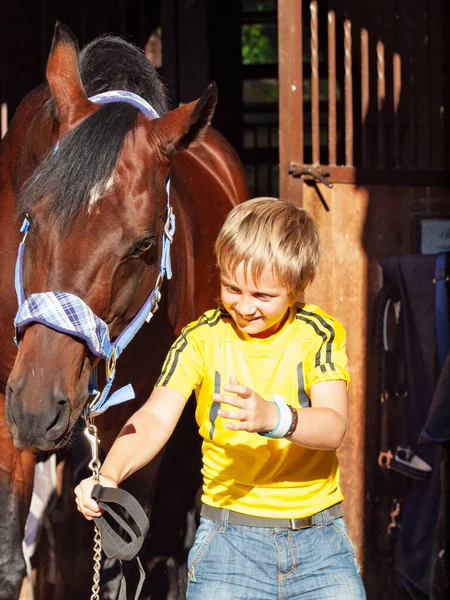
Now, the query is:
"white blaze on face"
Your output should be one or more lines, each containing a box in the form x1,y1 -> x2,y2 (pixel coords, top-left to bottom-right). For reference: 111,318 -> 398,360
87,171 -> 115,211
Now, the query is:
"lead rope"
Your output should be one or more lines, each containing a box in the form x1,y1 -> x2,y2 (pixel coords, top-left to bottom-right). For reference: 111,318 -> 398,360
83,417 -> 103,600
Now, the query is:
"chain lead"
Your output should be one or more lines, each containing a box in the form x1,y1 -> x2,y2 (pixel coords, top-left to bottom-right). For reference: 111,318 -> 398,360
83,417 -> 102,600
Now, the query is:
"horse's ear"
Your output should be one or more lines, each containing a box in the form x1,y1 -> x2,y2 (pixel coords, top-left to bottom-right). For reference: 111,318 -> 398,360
152,82 -> 218,160
46,22 -> 95,133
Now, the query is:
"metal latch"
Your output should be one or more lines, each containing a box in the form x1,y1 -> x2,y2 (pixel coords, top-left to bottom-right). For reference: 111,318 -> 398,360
289,164 -> 333,188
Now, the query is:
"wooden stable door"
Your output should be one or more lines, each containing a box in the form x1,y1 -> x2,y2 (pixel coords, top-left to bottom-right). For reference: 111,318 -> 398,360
278,1 -> 450,594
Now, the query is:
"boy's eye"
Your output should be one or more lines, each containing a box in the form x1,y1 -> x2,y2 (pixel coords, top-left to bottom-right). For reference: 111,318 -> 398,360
225,285 -> 240,293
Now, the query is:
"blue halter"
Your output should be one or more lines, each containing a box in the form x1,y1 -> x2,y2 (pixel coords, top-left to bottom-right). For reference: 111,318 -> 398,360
14,91 -> 175,416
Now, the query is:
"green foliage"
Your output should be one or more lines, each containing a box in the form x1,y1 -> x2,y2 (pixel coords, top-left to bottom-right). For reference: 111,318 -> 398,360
241,24 -> 277,65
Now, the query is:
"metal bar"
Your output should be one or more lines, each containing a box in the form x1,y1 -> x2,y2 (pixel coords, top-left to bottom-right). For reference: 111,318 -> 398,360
310,1 -> 320,165
295,0 -> 304,170
360,28 -> 369,168
1,102 -> 7,139
376,39 -> 385,167
344,19 -> 353,166
393,51 -> 401,168
328,10 -> 337,166
380,0 -> 396,170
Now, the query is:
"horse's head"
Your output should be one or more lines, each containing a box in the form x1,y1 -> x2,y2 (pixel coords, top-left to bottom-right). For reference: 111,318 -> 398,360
6,23 -> 217,450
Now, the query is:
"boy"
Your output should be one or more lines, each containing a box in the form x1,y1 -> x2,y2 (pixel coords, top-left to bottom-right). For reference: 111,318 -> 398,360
75,197 -> 366,599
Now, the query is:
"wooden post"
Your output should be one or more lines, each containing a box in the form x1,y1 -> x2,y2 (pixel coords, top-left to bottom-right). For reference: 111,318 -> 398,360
278,0 -> 304,205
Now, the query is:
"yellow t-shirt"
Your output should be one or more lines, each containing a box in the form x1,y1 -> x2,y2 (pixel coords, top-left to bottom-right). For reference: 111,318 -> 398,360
156,303 -> 350,518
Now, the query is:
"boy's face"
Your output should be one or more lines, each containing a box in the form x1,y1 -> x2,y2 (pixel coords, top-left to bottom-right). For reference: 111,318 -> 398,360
220,261 -> 292,339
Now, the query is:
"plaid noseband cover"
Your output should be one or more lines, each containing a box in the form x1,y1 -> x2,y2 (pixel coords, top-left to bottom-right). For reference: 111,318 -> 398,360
14,291 -> 112,360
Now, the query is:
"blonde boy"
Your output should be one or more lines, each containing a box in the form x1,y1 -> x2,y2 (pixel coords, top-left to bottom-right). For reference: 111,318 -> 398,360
75,197 -> 366,599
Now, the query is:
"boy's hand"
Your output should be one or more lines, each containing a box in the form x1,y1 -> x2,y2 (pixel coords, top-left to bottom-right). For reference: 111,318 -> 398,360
215,375 -> 278,433
74,473 -> 118,520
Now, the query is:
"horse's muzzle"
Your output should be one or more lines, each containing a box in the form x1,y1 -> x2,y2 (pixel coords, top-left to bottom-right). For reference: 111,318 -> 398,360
5,324 -> 89,450
6,376 -> 73,450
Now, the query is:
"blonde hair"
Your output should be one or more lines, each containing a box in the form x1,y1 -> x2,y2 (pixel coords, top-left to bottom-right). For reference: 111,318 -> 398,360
215,197 -> 321,299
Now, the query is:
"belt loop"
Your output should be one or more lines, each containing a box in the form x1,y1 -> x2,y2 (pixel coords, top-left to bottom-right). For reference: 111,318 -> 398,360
314,505 -> 341,526
323,507 -> 333,526
220,508 -> 229,533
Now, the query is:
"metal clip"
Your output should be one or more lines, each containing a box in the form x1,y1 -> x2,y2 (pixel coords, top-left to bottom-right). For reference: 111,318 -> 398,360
83,420 -> 101,481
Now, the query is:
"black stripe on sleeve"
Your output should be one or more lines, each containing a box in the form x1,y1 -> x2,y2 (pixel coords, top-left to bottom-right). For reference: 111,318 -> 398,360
297,362 -> 311,407
296,308 -> 336,372
209,371 -> 221,440
157,308 -> 224,387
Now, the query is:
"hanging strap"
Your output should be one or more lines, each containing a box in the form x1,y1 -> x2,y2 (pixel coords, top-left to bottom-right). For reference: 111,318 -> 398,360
91,484 -> 149,600
14,218 -> 31,306
434,253 -> 450,369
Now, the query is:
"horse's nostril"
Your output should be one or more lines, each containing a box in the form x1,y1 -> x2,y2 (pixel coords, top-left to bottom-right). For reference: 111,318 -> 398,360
5,384 -> 18,428
45,399 -> 70,441
6,378 -> 20,399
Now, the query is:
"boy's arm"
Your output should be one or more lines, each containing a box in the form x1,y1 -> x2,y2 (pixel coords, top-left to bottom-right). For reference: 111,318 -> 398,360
286,380 -> 348,450
217,376 -> 348,451
75,386 -> 186,519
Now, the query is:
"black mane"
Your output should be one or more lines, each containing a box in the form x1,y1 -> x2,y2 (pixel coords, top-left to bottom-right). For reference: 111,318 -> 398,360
18,35 -> 169,231
79,35 -> 168,116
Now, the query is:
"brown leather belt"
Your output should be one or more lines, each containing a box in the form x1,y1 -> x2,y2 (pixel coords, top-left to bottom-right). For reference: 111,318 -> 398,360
200,503 -> 343,530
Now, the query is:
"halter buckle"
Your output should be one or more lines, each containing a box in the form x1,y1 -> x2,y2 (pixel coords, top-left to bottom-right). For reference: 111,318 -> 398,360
106,350 -> 117,378
164,206 -> 174,243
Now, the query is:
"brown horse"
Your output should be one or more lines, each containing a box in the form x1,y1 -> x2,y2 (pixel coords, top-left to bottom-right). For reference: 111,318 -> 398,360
0,22 -> 247,599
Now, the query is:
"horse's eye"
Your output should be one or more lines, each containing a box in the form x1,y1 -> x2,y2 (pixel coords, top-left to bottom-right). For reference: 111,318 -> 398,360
133,237 -> 156,256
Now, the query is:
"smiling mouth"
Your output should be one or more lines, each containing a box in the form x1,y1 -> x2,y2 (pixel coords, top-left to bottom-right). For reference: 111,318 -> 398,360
236,315 -> 260,324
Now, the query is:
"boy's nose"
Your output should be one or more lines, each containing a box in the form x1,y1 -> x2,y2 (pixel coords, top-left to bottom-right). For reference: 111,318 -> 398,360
236,300 -> 257,316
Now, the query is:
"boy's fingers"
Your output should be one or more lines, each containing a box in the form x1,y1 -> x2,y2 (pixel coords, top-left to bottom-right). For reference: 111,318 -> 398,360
228,375 -> 252,396
74,479 -> 104,520
223,384 -> 251,398
75,496 -> 101,520
214,393 -> 245,408
218,408 -> 247,421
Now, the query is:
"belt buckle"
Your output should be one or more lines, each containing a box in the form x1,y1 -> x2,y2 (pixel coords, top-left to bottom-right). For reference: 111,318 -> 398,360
290,518 -> 310,531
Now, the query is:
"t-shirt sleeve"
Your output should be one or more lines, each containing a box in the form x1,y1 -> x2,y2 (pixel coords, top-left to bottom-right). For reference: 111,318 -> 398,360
304,316 -> 350,396
155,323 -> 205,399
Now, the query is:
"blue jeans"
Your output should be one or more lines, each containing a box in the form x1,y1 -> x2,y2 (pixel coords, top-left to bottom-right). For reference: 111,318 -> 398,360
187,508 -> 366,599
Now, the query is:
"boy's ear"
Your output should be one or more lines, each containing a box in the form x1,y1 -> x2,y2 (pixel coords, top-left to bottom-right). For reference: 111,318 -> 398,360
301,273 -> 313,292
295,274 -> 313,301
